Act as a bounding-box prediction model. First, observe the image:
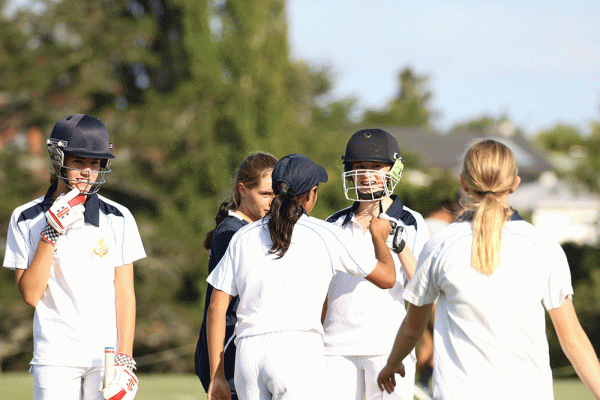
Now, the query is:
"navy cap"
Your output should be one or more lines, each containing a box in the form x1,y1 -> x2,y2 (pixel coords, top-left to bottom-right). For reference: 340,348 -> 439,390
50,114 -> 115,159
272,154 -> 328,196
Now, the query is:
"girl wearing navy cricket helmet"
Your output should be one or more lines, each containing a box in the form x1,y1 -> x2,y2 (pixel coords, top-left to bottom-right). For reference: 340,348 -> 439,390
377,139 -> 600,400
322,128 -> 430,400
3,114 -> 146,400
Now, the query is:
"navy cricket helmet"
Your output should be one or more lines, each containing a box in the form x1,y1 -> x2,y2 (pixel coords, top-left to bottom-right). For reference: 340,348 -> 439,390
46,114 -> 115,194
342,129 -> 404,201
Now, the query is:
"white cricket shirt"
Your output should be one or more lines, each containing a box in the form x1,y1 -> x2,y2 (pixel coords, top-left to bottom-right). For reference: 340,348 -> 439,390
322,197 -> 430,355
207,214 -> 379,344
3,188 -> 146,367
404,217 -> 574,400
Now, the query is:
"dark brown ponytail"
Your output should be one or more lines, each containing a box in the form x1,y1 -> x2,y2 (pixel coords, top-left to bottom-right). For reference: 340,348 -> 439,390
267,182 -> 305,259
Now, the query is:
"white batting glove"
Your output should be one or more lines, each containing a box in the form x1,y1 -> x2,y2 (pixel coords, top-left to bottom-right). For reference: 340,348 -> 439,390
102,353 -> 139,400
45,188 -> 86,234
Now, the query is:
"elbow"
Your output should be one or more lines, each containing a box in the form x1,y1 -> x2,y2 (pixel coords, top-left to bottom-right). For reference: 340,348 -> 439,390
18,285 -> 40,308
376,270 -> 396,289
21,293 -> 39,308
379,277 -> 396,289
366,263 -> 397,289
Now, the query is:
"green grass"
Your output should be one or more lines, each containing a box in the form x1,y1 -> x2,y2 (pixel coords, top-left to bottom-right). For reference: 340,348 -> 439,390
0,373 -> 208,400
0,373 -> 594,399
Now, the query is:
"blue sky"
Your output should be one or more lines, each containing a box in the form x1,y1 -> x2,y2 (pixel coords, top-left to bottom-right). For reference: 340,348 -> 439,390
286,1 -> 600,136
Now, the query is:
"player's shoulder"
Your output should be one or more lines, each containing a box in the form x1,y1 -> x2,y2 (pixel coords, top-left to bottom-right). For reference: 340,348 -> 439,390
216,214 -> 247,231
96,194 -> 132,218
326,205 -> 353,224
387,196 -> 426,228
213,214 -> 248,238
422,220 -> 472,255
10,196 -> 45,223
504,217 -> 560,249
227,216 -> 268,244
401,204 -> 426,223
297,215 -> 351,242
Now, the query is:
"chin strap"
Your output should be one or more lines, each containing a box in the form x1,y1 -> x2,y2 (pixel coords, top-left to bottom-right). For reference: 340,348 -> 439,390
358,190 -> 385,200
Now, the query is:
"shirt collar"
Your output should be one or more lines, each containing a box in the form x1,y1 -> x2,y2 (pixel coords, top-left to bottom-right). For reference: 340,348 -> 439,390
43,181 -> 101,227
457,209 -> 524,222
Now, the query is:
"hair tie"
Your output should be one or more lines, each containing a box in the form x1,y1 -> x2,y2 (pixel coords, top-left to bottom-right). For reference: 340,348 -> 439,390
483,190 -> 494,195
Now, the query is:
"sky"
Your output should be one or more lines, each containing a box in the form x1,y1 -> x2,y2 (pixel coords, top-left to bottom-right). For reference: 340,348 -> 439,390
286,1 -> 600,136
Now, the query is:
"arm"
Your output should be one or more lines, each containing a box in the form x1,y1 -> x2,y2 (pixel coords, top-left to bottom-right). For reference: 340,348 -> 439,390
207,288 -> 233,400
15,239 -> 55,307
377,302 -> 433,394
15,189 -> 86,307
365,216 -> 396,289
548,297 -> 600,399
115,263 -> 136,356
396,245 -> 417,280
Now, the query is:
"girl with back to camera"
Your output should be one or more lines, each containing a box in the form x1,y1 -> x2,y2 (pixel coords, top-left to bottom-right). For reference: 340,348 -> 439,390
206,153 -> 398,400
377,139 -> 600,400
196,152 -> 278,400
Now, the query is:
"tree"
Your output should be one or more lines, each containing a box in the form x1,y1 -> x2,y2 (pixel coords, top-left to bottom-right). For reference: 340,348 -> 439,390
0,0 -> 356,372
362,67 -> 435,128
533,124 -> 584,152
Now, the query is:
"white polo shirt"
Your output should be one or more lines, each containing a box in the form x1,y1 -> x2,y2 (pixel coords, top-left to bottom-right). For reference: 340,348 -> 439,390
207,214 -> 379,344
3,188 -> 146,367
322,196 -> 430,355
404,217 -> 573,400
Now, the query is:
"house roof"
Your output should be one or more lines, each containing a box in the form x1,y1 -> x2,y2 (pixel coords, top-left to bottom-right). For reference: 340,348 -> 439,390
380,127 -> 553,182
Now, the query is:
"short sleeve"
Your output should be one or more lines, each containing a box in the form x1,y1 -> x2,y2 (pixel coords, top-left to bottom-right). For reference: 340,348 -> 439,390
120,208 -> 146,266
325,225 -> 377,278
403,239 -> 440,306
542,242 -> 574,310
3,210 -> 34,270
207,242 -> 238,297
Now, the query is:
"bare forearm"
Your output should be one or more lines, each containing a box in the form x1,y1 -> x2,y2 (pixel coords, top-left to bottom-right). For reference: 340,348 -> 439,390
373,234 -> 394,272
550,298 -> 600,400
561,327 -> 600,399
16,239 -> 55,307
115,264 -> 136,356
116,293 -> 135,356
207,290 -> 232,380
396,246 -> 417,280
387,303 -> 432,368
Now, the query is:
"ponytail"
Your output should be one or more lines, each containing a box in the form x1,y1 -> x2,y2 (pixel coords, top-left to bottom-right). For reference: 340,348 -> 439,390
267,182 -> 305,259
203,199 -> 235,250
461,140 -> 517,275
470,192 -> 514,275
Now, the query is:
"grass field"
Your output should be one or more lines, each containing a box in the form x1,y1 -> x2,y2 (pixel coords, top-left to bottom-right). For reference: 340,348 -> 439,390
0,372 -> 594,399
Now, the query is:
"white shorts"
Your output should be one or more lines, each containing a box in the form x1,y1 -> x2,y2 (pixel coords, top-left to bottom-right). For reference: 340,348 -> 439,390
234,331 -> 326,400
323,354 -> 416,400
30,364 -> 104,400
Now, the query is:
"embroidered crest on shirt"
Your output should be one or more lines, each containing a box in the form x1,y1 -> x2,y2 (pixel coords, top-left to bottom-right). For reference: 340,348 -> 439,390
93,237 -> 109,257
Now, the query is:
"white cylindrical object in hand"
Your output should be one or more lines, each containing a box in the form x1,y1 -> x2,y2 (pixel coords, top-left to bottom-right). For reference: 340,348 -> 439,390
104,347 -> 115,387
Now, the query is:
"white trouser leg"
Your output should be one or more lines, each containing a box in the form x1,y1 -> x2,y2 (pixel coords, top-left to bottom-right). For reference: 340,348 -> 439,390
322,355 -> 364,400
363,354 -> 416,400
31,365 -> 104,400
235,331 -> 325,400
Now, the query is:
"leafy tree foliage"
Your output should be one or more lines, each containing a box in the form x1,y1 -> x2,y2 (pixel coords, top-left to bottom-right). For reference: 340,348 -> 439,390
362,67 -> 436,128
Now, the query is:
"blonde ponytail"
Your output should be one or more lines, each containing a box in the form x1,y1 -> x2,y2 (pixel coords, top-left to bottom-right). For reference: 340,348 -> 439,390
461,140 -> 518,275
